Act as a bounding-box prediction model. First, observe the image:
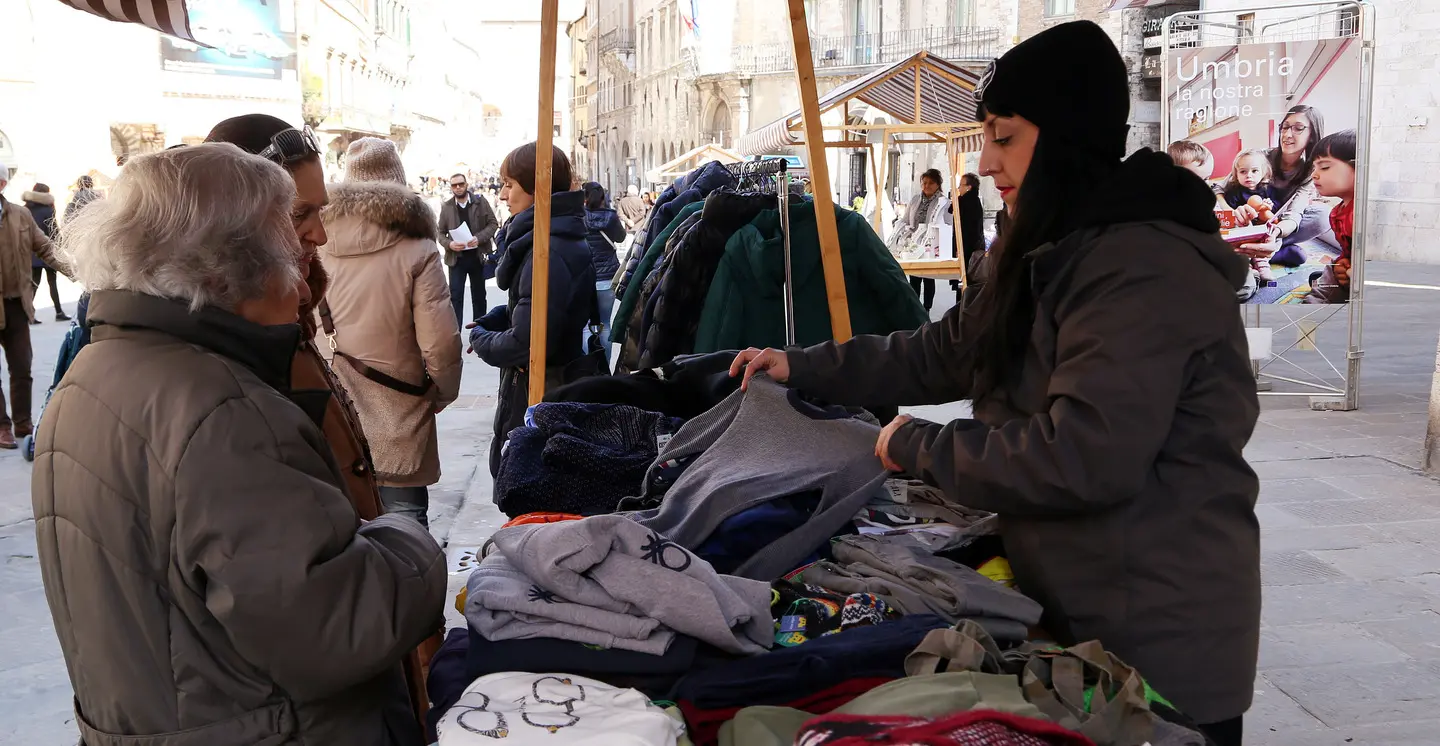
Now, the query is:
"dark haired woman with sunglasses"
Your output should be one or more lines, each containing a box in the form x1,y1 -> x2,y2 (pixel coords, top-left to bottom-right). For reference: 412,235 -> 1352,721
731,21 -> 1260,745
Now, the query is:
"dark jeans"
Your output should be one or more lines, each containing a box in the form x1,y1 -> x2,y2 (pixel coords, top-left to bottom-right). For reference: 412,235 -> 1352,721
909,276 -> 935,310
1198,716 -> 1243,746
449,250 -> 488,326
378,485 -> 430,529
31,267 -> 62,312
0,298 -> 34,433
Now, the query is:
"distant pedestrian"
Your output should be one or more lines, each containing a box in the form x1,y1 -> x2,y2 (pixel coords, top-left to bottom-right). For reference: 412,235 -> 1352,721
582,181 -> 626,359
65,175 -> 100,222
38,142 -> 444,746
321,137 -> 463,527
0,164 -> 73,449
616,183 -> 647,234
23,184 -> 68,322
437,173 -> 500,325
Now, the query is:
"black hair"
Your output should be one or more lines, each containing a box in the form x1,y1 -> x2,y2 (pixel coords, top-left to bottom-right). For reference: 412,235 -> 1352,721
205,113 -> 318,172
961,173 -> 980,190
963,128 -> 1120,403
1313,129 -> 1357,165
921,168 -> 944,187
582,181 -> 606,210
500,142 -> 573,196
451,173 -> 467,182
1269,105 -> 1324,178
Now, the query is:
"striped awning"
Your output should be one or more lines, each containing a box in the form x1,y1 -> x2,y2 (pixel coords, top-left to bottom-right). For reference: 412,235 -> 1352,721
57,0 -> 199,43
737,52 -> 985,156
1105,0 -> 1169,9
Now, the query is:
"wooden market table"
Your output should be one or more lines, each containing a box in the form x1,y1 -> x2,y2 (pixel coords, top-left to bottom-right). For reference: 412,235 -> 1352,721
900,258 -> 966,282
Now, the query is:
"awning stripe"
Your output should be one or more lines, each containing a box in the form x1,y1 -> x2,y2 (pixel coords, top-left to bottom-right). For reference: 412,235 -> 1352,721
58,0 -> 196,43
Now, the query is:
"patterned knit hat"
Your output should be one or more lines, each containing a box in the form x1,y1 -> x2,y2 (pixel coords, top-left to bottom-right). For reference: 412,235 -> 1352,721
343,137 -> 406,184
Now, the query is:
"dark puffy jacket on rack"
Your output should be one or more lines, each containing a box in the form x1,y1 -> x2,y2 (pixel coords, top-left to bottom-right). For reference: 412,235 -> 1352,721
694,201 -> 928,352
471,190 -> 596,476
615,161 -> 735,298
610,202 -> 706,370
638,191 -> 777,369
584,207 -> 626,281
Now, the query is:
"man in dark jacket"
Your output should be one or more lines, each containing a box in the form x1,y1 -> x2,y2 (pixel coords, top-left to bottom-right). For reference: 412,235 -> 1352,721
436,173 -> 500,325
23,184 -> 67,323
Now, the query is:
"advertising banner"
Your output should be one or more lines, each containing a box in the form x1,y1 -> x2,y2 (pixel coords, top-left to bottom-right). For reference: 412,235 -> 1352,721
161,0 -> 297,79
1165,38 -> 1362,305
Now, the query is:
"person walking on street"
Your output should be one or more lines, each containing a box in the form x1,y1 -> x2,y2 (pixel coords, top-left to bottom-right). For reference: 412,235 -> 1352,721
320,137 -> 463,527
65,175 -> 101,222
582,182 -> 626,359
23,184 -> 68,322
0,164 -> 73,450
616,183 -> 647,234
437,173 -> 500,326
35,142 -> 445,746
730,21 -> 1259,744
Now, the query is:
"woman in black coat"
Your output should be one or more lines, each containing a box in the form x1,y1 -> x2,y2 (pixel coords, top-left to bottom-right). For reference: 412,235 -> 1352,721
950,172 -> 986,304
731,21 -> 1259,744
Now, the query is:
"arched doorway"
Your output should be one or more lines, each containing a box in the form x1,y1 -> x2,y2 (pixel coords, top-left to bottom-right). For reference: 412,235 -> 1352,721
708,102 -> 732,149
621,141 -> 632,193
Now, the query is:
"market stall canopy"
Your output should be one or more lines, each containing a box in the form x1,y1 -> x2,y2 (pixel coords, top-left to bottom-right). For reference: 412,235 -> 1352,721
57,0 -> 200,43
736,51 -> 987,156
645,143 -> 743,185
1105,0 -> 1172,8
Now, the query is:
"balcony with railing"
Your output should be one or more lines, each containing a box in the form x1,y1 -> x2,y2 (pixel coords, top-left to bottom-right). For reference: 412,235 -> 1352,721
732,26 -> 1004,76
599,28 -> 636,55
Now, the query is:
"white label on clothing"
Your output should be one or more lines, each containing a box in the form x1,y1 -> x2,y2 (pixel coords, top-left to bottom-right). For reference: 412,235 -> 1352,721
656,433 -> 672,452
886,480 -> 909,504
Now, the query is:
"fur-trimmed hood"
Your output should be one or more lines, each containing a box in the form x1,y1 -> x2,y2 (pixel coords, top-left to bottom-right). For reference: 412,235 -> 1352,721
22,190 -> 55,206
320,181 -> 438,258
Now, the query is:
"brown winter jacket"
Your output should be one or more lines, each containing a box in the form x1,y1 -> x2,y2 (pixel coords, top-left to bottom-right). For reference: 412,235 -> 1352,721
784,153 -> 1261,725
319,181 -> 463,487
32,290 -> 447,746
0,195 -> 71,330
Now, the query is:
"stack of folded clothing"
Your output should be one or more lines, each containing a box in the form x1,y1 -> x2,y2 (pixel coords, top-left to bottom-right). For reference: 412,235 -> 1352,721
494,403 -> 684,518
796,533 -> 1043,642
465,515 -> 773,656
436,671 -> 685,745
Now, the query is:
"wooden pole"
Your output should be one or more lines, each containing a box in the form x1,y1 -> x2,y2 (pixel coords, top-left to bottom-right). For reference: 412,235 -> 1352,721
913,62 -> 923,123
528,0 -> 560,405
787,0 -> 852,342
948,135 -> 968,290
870,138 -> 883,236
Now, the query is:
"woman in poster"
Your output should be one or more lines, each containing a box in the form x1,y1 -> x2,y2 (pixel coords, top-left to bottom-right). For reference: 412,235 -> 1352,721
731,20 -> 1259,746
1237,105 -> 1334,266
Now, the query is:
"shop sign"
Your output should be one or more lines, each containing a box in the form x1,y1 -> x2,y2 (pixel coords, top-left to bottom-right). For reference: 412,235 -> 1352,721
1143,2 -> 1200,52
161,0 -> 297,79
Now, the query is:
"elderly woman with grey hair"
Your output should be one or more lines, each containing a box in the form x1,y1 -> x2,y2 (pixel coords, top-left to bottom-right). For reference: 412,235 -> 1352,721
32,143 -> 446,746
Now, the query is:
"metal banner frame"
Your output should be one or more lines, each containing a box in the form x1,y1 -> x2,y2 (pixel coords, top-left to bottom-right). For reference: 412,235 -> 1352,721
1162,1 -> 1375,411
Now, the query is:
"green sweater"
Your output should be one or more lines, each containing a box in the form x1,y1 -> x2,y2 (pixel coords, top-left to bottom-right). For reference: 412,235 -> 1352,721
694,202 -> 928,353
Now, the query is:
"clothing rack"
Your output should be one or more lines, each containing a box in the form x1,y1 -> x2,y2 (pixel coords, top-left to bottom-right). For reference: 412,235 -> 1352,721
726,158 -> 797,345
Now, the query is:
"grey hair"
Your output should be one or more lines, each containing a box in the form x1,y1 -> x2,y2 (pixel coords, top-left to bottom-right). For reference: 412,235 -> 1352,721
59,143 -> 301,312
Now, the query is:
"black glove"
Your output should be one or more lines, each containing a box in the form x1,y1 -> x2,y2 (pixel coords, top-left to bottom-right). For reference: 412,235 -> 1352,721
477,304 -> 509,332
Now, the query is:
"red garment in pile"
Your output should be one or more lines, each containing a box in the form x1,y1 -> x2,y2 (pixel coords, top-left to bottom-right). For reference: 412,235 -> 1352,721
1328,200 -> 1354,260
678,677 -> 893,746
795,709 -> 1097,746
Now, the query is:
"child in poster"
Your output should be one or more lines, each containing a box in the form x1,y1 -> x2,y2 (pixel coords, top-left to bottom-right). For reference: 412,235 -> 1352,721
1304,130 -> 1357,304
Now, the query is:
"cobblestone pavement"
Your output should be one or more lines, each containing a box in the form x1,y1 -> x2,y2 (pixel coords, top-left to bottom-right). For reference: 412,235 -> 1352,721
8,265 -> 1440,744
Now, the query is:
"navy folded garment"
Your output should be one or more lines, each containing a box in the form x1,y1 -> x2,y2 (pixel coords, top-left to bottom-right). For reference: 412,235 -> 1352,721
466,626 -> 700,679
425,628 -> 472,742
667,614 -> 949,709
693,491 -> 823,575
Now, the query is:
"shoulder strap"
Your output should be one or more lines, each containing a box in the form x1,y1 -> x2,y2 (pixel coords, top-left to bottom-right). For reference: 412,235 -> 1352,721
318,300 -> 435,398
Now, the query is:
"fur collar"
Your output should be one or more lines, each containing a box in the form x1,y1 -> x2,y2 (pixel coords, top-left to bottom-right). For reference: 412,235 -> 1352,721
22,191 -> 55,206
322,181 -> 436,241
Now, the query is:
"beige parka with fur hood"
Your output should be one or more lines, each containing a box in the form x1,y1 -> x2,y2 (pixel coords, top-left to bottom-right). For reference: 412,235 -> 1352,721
319,181 -> 462,487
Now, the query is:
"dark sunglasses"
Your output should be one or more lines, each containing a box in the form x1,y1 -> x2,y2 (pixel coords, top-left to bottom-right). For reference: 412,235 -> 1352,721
258,127 -> 321,166
451,181 -> 468,188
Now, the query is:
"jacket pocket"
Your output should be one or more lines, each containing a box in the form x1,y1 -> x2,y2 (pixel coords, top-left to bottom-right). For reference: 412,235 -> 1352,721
76,699 -> 297,746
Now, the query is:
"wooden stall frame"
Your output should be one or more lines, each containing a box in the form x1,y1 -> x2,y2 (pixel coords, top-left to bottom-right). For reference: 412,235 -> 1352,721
528,0 -> 561,405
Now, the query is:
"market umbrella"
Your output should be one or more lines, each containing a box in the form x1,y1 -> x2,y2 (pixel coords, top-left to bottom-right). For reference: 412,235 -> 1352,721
56,0 -> 200,43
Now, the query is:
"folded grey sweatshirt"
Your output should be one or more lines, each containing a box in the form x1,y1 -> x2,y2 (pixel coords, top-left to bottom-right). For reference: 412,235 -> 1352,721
799,533 -> 1043,638
466,515 -> 774,655
631,376 -> 891,580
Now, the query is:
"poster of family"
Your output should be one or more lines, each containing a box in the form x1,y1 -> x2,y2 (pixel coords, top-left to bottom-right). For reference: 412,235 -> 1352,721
1166,38 -> 1362,305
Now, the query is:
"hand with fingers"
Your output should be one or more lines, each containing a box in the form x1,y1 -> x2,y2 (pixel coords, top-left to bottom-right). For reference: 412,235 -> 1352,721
729,347 -> 791,391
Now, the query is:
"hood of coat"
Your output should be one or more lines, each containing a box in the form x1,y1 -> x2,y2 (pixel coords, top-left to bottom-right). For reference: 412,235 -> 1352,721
583,207 -> 618,231
1074,148 -> 1248,290
22,191 -> 54,207
321,181 -> 438,258
739,199 -> 830,298
496,190 -> 588,291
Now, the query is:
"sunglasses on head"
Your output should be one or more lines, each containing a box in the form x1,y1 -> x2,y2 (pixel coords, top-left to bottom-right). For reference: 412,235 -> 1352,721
258,127 -> 321,166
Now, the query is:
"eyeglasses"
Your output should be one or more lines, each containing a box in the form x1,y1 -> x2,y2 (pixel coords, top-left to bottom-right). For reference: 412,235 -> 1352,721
451,182 -> 468,188
1279,123 -> 1309,135
258,127 -> 321,166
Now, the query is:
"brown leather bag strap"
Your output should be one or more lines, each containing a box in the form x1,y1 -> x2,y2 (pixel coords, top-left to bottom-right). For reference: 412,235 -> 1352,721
318,300 -> 434,398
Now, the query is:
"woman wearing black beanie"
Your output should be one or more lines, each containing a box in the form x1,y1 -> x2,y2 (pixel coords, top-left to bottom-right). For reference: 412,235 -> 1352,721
732,20 -> 1259,745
